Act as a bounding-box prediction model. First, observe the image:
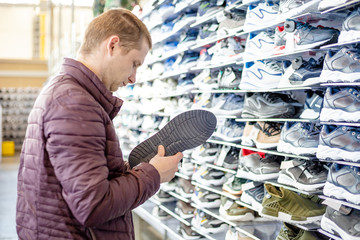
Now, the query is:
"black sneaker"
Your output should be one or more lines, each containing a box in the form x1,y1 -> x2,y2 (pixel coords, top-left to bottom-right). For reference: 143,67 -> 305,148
128,110 -> 217,168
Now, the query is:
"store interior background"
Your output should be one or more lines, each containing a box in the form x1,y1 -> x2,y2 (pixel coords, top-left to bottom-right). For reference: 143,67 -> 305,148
0,1 -> 158,239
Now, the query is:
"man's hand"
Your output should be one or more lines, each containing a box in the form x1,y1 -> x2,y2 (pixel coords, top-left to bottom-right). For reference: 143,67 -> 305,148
149,145 -> 183,183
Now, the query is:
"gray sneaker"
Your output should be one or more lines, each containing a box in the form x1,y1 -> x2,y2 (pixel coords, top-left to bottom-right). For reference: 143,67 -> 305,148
218,8 -> 246,35
288,56 -> 324,86
237,149 -> 282,181
321,206 -> 360,240
277,122 -> 321,155
317,125 -> 360,162
323,163 -> 360,204
240,181 -> 264,212
338,7 -> 360,42
299,90 -> 324,120
284,19 -> 339,51
276,0 -> 320,22
320,47 -> 360,83
320,87 -> 360,122
277,159 -> 328,192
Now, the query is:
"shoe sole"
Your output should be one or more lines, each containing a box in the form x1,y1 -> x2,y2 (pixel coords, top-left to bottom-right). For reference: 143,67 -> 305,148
277,173 -> 325,192
128,109 -> 217,168
320,69 -> 360,83
316,144 -> 360,162
321,215 -> 358,240
320,107 -> 360,122
323,182 -> 360,205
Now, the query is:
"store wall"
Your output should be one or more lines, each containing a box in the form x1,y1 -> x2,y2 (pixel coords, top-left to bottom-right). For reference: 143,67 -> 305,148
0,5 -> 35,59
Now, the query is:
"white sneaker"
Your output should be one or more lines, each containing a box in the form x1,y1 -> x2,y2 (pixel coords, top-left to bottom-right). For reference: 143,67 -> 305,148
243,1 -> 279,32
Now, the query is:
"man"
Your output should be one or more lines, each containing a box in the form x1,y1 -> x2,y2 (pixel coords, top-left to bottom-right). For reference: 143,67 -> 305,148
16,8 -> 183,239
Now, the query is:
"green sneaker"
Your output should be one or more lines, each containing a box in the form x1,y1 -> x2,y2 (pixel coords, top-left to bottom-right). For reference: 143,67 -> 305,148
261,183 -> 326,224
219,195 -> 255,222
276,222 -> 319,240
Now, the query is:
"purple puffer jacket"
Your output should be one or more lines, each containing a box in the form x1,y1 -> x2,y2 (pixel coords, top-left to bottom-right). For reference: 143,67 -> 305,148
16,58 -> 160,240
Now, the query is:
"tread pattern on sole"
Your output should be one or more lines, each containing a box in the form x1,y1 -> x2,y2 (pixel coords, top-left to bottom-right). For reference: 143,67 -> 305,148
128,110 -> 217,168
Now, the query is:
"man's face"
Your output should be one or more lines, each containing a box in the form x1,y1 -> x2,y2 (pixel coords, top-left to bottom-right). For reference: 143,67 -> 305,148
105,38 -> 149,92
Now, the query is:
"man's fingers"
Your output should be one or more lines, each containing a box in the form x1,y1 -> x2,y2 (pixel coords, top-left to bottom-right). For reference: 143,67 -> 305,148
157,145 -> 165,157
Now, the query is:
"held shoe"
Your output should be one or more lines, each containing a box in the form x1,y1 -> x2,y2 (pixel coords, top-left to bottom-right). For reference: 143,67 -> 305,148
321,206 -> 360,240
128,109 -> 217,168
323,163 -> 360,205
261,183 -> 326,224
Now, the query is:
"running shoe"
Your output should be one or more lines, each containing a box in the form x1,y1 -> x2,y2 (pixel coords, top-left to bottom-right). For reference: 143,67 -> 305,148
154,189 -> 176,203
193,69 -> 219,90
276,222 -> 320,240
276,0 -> 320,22
240,182 -> 264,212
320,47 -> 360,83
261,183 -> 326,224
208,93 -> 244,117
299,90 -> 324,120
318,0 -> 354,11
339,7 -> 360,42
277,159 -> 328,191
321,206 -> 360,240
217,66 -> 242,89
222,175 -> 247,197
237,149 -> 282,181
219,195 -> 256,221
284,19 -> 339,51
244,31 -> 275,59
192,186 -> 222,208
243,1 -> 279,32
287,56 -> 324,86
175,200 -> 195,219
212,119 -> 245,143
240,60 -> 282,90
323,163 -> 360,205
222,147 -> 241,170
178,28 -> 199,48
211,36 -> 245,63
277,122 -> 321,155
192,142 -> 220,164
176,178 -> 195,199
192,209 -> 228,234
320,87 -> 360,122
218,8 -> 246,35
274,25 -> 286,55
317,125 -> 360,162
178,222 -> 201,240
193,166 -> 226,186
197,0 -> 222,18
197,22 -> 219,41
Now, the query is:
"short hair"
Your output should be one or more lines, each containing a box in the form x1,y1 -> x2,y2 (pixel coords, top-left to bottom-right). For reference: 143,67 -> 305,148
79,8 -> 152,55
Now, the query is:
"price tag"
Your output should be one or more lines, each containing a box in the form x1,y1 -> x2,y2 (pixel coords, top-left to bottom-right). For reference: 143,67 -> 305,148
215,145 -> 231,166
280,160 -> 295,169
240,181 -> 256,191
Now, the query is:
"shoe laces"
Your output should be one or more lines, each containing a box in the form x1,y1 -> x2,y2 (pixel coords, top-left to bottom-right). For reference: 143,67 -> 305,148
263,60 -> 282,72
303,161 -> 324,175
342,126 -> 360,139
262,92 -> 282,103
257,122 -> 281,137
301,122 -> 321,136
297,21 -> 316,31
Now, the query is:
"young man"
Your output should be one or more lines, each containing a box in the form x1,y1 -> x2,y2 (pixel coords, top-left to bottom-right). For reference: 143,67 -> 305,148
16,8 -> 183,239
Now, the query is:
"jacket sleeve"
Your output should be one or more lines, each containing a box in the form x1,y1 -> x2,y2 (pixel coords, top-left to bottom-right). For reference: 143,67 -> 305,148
43,88 -> 160,227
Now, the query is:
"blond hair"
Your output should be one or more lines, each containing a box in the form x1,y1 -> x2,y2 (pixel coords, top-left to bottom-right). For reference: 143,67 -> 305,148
79,8 -> 152,54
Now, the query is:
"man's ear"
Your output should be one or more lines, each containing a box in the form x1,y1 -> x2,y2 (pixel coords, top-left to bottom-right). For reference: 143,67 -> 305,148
106,35 -> 120,56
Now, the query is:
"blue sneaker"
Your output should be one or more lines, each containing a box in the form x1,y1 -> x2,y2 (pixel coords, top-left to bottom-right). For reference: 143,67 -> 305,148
338,7 -> 360,42
299,90 -> 324,120
320,87 -> 360,122
284,19 -> 339,51
197,22 -> 219,41
317,125 -> 360,162
209,93 -> 244,116
323,163 -> 360,204
212,119 -> 245,142
178,28 -> 199,47
177,73 -> 197,94
163,41 -> 178,52
287,56 -> 324,86
179,51 -> 200,69
240,60 -> 282,90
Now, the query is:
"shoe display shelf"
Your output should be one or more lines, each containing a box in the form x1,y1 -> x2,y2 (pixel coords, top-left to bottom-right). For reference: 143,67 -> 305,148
133,199 -> 198,240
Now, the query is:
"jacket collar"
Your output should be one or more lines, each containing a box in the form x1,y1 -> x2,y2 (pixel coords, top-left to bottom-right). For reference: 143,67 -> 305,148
60,58 -> 123,119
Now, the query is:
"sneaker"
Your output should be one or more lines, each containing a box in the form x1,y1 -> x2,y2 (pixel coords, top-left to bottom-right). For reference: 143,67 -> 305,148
161,177 -> 177,192
179,51 -> 200,70
178,28 -> 199,48
197,22 -> 219,41
219,195 -> 256,221
192,142 -> 220,164
274,25 -> 286,55
299,90 -> 324,120
276,0 -> 320,22
339,7 -> 360,43
218,8 -> 247,35
240,60 -> 282,90
242,92 -> 296,118
250,121 -> 282,149
276,222 -> 320,240
323,163 -> 360,204
211,37 -> 245,63
128,109 -> 217,168
175,200 -> 196,219
240,182 -> 265,212
238,149 -> 282,181
209,93 -> 244,116
261,183 -> 326,224
196,48 -> 213,67
316,125 -> 360,162
277,122 -> 321,155
178,222 -> 201,240
192,208 -> 228,234
197,0 -> 222,18
212,119 -> 245,143
193,167 -> 226,187
287,56 -> 324,86
152,205 -> 171,220
193,69 -> 219,90
277,159 -> 328,192
320,87 -> 360,122
243,1 -> 279,32
176,178 -> 195,199
154,189 -> 176,203
192,186 -> 221,209
318,0 -> 354,11
177,73 -> 197,94
218,66 -> 242,89
179,158 -> 195,176
284,19 -> 339,51
244,31 -> 275,60
320,47 -> 360,83
222,147 -> 241,170
222,175 -> 248,196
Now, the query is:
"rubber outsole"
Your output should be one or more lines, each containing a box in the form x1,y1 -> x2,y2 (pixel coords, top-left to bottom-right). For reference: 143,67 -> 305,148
128,109 -> 217,168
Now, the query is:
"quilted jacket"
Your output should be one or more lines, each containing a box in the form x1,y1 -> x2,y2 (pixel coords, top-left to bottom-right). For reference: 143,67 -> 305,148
16,58 -> 160,240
